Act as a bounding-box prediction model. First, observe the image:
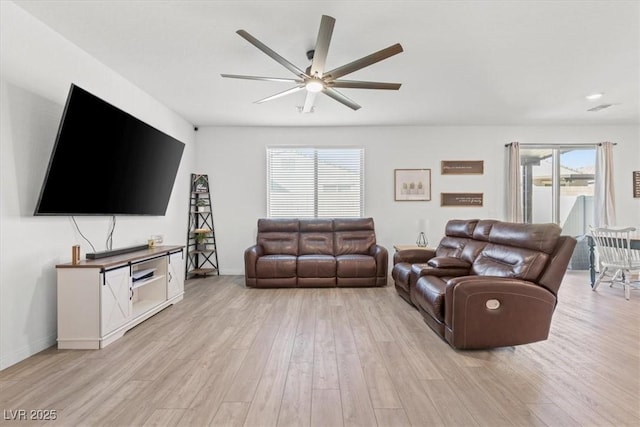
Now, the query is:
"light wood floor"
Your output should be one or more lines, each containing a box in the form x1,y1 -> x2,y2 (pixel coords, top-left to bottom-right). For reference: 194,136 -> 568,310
1,271 -> 639,426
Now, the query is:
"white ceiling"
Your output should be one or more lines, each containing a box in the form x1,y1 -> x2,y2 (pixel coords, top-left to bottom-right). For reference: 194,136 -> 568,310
13,0 -> 640,127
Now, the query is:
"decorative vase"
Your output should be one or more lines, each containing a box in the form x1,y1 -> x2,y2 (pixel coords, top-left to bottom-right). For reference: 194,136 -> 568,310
416,231 -> 428,247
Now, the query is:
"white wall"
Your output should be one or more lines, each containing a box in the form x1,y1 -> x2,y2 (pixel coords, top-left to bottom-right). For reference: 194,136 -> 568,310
196,125 -> 640,275
0,2 -> 196,369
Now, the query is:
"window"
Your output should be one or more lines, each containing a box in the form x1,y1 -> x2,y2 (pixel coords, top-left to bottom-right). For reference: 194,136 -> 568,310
267,147 -> 364,218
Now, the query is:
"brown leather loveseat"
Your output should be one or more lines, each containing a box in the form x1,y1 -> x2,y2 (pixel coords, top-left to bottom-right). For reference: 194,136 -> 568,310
392,219 -> 576,349
245,218 -> 388,288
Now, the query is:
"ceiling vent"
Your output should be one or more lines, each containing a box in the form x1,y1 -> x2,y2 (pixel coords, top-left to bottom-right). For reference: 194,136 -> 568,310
587,104 -> 614,112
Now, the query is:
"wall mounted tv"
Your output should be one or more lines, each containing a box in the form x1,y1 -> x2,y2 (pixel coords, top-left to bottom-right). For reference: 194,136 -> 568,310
35,84 -> 185,216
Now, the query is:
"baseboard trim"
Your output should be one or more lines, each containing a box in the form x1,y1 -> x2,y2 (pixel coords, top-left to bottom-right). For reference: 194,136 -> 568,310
0,333 -> 57,371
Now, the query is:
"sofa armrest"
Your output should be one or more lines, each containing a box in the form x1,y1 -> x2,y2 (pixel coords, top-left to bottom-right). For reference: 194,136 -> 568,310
244,245 -> 264,281
393,248 -> 436,265
370,245 -> 389,280
411,263 -> 471,279
410,256 -> 472,279
443,276 -> 557,349
428,256 -> 470,269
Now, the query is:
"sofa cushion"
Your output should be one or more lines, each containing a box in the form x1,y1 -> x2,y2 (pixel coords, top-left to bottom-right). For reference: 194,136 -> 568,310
336,254 -> 376,277
259,232 -> 299,255
471,244 -> 550,281
334,217 -> 374,231
412,276 -> 447,322
257,218 -> 299,232
472,219 -> 498,241
444,219 -> 478,238
334,218 -> 376,255
334,232 -> 375,255
299,219 -> 334,256
257,218 -> 299,255
435,236 -> 468,258
488,222 -> 561,254
459,240 -> 488,264
299,232 -> 334,255
298,255 -> 336,278
256,255 -> 297,278
392,262 -> 412,293
300,218 -> 334,232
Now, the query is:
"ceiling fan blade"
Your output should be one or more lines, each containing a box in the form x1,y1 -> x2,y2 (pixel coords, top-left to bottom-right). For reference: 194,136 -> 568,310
236,30 -> 309,78
322,87 -> 361,110
302,91 -> 317,113
327,80 -> 402,90
310,15 -> 335,77
254,86 -> 305,104
221,74 -> 302,83
324,43 -> 404,80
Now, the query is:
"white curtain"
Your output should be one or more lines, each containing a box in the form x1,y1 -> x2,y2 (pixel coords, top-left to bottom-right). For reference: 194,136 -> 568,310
594,141 -> 616,226
507,142 -> 523,222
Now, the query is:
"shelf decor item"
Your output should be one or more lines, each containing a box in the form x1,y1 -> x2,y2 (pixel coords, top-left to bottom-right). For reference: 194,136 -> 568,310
193,174 -> 209,193
194,230 -> 208,251
71,245 -> 80,264
416,232 -> 428,247
196,199 -> 208,212
416,219 -> 429,247
441,160 -> 484,175
394,169 -> 431,201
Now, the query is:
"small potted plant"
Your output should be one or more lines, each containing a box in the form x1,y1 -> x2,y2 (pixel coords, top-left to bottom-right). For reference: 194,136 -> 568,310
195,232 -> 208,251
196,199 -> 208,213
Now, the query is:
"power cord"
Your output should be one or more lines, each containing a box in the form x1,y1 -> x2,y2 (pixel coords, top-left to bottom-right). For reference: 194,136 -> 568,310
106,215 -> 116,250
71,216 -> 97,253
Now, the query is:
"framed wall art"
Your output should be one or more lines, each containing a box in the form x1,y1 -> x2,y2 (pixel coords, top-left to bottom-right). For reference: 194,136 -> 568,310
441,160 -> 484,175
395,169 -> 431,201
634,171 -> 640,198
440,192 -> 484,207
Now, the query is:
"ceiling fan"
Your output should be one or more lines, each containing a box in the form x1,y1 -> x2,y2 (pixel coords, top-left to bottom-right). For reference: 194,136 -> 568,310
221,15 -> 404,112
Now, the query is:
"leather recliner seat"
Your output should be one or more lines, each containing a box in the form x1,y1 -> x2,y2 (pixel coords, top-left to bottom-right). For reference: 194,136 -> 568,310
392,219 -> 576,349
245,218 -> 388,288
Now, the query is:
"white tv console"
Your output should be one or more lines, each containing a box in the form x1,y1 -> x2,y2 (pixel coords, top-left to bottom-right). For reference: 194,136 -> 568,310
56,245 -> 184,349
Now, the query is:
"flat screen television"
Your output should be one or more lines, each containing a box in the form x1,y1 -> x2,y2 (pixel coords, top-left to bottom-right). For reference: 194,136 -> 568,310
34,84 -> 185,216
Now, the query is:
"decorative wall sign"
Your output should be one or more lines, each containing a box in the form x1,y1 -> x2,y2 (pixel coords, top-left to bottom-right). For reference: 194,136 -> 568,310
395,169 -> 431,201
441,192 -> 484,207
634,171 -> 640,198
441,160 -> 484,175
192,174 -> 209,193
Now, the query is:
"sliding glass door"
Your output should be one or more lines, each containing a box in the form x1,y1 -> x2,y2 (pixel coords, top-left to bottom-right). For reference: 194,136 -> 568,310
520,146 -> 596,236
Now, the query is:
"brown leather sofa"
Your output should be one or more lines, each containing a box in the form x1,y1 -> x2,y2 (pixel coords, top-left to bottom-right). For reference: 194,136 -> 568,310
245,218 -> 388,288
392,219 -> 576,349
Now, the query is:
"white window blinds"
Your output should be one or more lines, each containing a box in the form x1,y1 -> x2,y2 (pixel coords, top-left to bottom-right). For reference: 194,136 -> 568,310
267,147 -> 364,218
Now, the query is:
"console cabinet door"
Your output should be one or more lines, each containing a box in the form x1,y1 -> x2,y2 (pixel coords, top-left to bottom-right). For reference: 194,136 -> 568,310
167,251 -> 185,299
101,266 -> 132,336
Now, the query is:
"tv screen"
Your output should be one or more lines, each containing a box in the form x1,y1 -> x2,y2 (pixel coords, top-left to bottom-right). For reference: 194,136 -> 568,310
35,84 -> 185,216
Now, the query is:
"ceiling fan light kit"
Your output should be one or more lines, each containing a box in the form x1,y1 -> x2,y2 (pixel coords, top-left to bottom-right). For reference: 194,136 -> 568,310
305,79 -> 324,93
221,15 -> 404,113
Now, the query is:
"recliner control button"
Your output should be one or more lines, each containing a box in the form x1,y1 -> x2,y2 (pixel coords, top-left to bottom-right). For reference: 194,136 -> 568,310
485,299 -> 500,310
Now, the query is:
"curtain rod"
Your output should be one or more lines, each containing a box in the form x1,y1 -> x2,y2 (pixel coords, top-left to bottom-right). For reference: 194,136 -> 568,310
504,142 -> 617,147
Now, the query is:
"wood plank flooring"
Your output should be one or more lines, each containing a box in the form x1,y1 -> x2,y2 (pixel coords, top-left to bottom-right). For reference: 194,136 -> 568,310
1,271 -> 638,426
